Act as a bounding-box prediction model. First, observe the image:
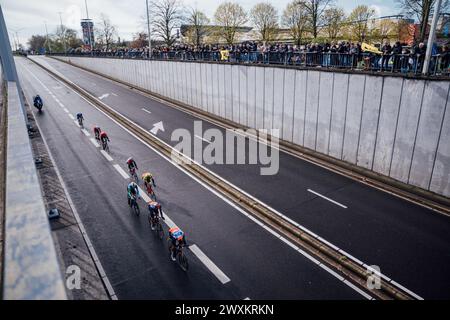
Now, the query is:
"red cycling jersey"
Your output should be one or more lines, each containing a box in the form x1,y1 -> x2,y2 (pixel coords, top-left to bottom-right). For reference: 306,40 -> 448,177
100,131 -> 108,140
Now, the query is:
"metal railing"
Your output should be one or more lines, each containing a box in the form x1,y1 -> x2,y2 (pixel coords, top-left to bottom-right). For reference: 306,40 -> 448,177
53,51 -> 450,77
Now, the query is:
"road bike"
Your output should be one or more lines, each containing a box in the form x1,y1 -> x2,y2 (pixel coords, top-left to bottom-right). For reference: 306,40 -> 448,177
77,117 -> 84,129
101,138 -> 110,152
149,213 -> 164,240
129,194 -> 140,216
130,167 -> 139,183
145,182 -> 157,201
168,240 -> 188,272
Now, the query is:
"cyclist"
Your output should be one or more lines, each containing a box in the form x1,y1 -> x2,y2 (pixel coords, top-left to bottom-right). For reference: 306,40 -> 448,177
76,113 -> 84,127
142,172 -> 156,190
127,157 -> 138,174
33,95 -> 43,107
168,227 -> 187,261
93,126 -> 101,140
127,182 -> 140,206
148,201 -> 164,229
100,131 -> 110,149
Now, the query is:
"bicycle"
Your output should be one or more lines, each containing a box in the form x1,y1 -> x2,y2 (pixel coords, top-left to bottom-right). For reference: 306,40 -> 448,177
129,194 -> 140,216
78,117 -> 84,129
168,240 -> 188,272
149,213 -> 164,240
130,167 -> 139,183
101,138 -> 110,152
145,182 -> 157,201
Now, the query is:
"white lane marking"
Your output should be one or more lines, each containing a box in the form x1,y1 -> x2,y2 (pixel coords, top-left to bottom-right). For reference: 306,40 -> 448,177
195,135 -> 210,143
74,120 -> 80,127
60,82 -> 375,298
45,65 -> 426,299
64,108 -> 69,113
82,129 -> 91,137
141,108 -> 152,115
113,164 -> 129,179
307,189 -> 348,209
68,114 -> 75,120
112,93 -> 118,97
98,93 -> 110,100
244,297 -> 251,300
100,150 -> 113,162
189,245 -> 231,285
90,138 -> 100,148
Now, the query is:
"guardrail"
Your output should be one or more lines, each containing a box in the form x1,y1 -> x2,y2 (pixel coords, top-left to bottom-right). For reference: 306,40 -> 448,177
2,80 -> 66,300
51,51 -> 450,77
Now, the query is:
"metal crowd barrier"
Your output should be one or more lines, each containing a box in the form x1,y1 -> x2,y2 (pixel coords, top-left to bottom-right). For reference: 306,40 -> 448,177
53,51 -> 450,76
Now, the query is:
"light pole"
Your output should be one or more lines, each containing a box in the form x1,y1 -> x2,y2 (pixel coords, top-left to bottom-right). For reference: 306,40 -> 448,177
58,12 -> 67,55
423,0 -> 442,75
146,0 -> 152,59
44,21 -> 52,54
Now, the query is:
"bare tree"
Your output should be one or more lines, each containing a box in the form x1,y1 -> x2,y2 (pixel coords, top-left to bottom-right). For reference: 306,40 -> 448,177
250,2 -> 279,43
303,0 -> 334,39
322,7 -> 346,42
186,7 -> 210,46
395,0 -> 450,42
214,2 -> 248,45
282,1 -> 309,45
373,19 -> 397,43
347,5 -> 376,42
130,32 -> 148,48
27,35 -> 47,52
150,0 -> 184,47
95,14 -> 117,50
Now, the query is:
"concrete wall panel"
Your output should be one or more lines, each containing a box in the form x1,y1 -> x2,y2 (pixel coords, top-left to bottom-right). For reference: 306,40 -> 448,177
224,64 -> 233,120
282,69 -> 296,142
293,70 -> 308,146
316,72 -> 334,154
328,73 -> 349,159
247,67 -> 257,128
357,76 -> 383,169
273,68 -> 285,132
232,65 -> 240,123
239,66 -> 248,125
409,81 -> 449,189
304,71 -> 321,150
342,74 -> 366,164
264,68 -> 274,129
390,79 -> 425,183
255,67 -> 265,129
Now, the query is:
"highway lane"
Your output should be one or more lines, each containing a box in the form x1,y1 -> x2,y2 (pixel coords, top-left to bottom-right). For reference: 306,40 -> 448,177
16,57 -> 362,299
35,56 -> 450,299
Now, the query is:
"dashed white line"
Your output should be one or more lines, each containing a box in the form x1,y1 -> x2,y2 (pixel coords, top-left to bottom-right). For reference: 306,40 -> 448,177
82,129 -> 91,137
64,108 -> 69,113
112,93 -> 118,97
74,120 -> 80,127
189,245 -> 231,284
113,164 -> 129,179
68,114 -> 75,120
307,189 -> 348,209
90,138 -> 100,148
141,108 -> 152,115
100,150 -> 113,162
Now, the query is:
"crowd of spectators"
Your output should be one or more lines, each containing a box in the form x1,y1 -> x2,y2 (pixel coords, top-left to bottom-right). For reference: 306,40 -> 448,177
74,40 -> 450,75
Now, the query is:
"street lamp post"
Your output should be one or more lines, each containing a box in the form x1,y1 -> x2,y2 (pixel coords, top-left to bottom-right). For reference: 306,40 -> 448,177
44,21 -> 52,54
423,0 -> 442,75
58,12 -> 67,55
146,0 -> 152,59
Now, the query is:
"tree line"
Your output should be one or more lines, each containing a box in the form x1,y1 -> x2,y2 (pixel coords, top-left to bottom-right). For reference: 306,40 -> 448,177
27,0 -> 449,53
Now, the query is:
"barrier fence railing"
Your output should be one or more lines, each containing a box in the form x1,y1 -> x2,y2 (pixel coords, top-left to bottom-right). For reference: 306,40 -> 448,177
49,51 -> 450,77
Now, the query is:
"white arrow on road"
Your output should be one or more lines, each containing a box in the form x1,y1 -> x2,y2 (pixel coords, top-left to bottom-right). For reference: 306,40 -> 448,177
150,121 -> 165,135
98,93 -> 110,100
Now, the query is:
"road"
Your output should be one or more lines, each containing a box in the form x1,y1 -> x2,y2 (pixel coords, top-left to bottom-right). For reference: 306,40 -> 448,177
16,57 -> 366,300
17,56 -> 450,299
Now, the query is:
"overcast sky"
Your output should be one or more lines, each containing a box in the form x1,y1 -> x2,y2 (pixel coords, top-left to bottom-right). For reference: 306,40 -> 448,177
2,0 -> 398,47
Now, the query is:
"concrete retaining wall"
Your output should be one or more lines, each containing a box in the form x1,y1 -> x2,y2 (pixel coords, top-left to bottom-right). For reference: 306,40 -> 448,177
55,56 -> 450,198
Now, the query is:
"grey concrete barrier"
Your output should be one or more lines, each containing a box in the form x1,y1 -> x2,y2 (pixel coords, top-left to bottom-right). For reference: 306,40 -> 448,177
52,56 -> 450,199
2,81 -> 66,300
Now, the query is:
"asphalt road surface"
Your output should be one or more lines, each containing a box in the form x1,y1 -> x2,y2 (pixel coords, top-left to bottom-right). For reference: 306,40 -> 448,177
16,56 -> 450,299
